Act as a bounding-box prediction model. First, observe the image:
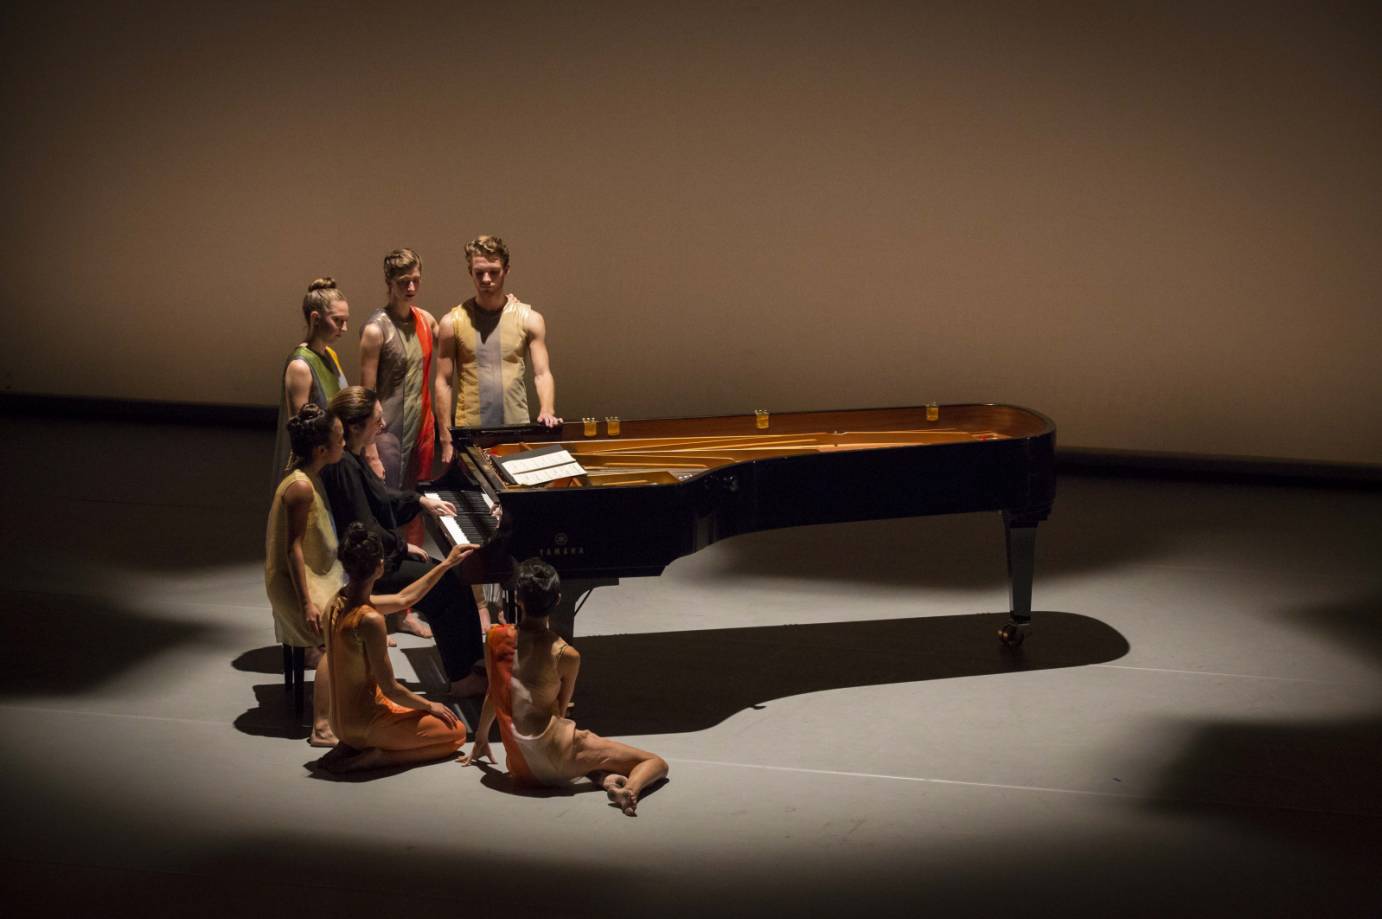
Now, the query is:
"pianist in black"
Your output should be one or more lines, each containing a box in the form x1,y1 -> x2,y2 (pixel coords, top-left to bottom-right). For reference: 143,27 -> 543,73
322,386 -> 489,697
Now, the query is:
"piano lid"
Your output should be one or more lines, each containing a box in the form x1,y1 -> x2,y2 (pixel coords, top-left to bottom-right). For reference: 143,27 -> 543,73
458,404 -> 1055,492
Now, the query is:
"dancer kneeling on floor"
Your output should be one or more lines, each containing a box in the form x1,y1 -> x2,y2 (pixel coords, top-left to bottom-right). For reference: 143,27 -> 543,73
466,559 -> 668,816
323,385 -> 488,697
317,524 -> 472,773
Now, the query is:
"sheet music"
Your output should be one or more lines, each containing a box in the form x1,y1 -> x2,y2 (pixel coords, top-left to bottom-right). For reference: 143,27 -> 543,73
495,445 -> 586,486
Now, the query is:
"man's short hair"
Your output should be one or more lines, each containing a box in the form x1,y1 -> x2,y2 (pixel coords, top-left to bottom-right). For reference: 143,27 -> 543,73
383,248 -> 422,283
464,235 -> 510,268
514,557 -> 559,616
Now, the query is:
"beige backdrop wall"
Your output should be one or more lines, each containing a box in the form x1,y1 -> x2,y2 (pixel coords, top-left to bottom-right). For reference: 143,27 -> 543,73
2,1 -> 1379,463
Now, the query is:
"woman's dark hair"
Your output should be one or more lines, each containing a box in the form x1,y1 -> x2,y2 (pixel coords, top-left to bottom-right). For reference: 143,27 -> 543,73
514,557 -> 559,619
329,385 -> 378,433
286,403 -> 334,468
338,522 -> 384,580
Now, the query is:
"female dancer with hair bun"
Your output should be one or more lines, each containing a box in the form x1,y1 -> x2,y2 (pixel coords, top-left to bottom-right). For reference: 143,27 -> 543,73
316,523 -> 473,774
270,278 -> 351,491
265,403 -> 346,746
468,558 -> 668,816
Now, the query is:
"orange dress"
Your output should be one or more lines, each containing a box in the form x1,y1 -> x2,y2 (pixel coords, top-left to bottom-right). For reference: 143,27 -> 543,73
325,598 -> 467,751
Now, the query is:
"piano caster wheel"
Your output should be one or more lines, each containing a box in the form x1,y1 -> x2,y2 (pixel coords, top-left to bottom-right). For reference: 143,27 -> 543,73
997,623 -> 1027,647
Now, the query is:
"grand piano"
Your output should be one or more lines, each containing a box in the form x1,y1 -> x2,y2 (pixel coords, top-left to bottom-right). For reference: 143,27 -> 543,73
423,403 -> 1055,646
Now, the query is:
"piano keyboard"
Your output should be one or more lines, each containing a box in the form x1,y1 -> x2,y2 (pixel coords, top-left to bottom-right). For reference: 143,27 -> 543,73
424,490 -> 498,547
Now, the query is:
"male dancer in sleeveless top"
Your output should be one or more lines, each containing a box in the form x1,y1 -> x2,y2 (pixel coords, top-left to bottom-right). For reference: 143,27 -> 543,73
434,235 -> 561,470
360,249 -> 438,639
434,236 -> 561,628
360,248 -> 439,494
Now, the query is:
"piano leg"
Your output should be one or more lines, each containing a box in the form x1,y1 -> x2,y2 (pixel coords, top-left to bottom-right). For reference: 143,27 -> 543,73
547,578 -> 619,642
1001,513 -> 1038,646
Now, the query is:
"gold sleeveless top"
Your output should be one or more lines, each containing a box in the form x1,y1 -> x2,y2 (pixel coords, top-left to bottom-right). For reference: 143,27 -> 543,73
448,294 -> 532,427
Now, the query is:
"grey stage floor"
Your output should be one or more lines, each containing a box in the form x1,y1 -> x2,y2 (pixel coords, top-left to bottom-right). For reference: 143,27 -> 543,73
1,416 -> 1379,917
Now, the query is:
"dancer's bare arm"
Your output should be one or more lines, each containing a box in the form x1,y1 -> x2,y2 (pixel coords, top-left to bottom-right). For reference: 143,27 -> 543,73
527,310 -> 560,427
284,359 -> 313,415
358,609 -> 458,727
359,322 -> 382,390
283,479 -> 322,636
433,311 -> 456,464
368,543 -> 473,614
555,645 -> 580,718
464,656 -> 497,764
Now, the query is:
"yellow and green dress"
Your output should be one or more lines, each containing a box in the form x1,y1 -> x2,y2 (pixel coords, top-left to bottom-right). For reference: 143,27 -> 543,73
269,344 -> 347,492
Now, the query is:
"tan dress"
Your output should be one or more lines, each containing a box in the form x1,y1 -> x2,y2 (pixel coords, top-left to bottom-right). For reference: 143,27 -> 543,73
325,599 -> 467,751
264,468 -> 343,647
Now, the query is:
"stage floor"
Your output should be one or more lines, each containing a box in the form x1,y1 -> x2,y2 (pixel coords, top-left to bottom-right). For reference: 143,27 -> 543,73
2,415 -> 1379,917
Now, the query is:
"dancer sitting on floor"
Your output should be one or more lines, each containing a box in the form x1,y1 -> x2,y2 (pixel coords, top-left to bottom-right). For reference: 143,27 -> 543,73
317,524 -> 472,774
265,403 -> 346,747
466,559 -> 668,816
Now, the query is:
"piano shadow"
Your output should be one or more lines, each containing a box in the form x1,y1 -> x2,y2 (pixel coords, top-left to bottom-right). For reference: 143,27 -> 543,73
569,610 -> 1128,737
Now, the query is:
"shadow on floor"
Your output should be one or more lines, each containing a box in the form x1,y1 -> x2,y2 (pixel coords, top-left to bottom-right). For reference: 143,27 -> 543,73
1280,587 -> 1382,665
1147,714 -> 1382,818
11,797 -> 1381,919
229,611 -> 1124,746
231,646 -> 286,675
570,610 -> 1126,736
0,591 -> 217,698
233,683 -> 311,741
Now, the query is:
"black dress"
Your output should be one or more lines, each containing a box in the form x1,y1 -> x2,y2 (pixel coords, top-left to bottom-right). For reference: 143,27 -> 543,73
320,449 -> 482,681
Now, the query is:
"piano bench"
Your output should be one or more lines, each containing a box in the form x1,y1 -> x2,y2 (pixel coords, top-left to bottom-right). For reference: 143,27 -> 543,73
281,644 -> 306,722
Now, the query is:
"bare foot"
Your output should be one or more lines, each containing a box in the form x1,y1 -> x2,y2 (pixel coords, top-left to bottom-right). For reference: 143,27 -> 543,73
388,636 -> 397,647
448,671 -> 488,698
308,728 -> 339,748
603,774 -> 638,816
395,611 -> 433,639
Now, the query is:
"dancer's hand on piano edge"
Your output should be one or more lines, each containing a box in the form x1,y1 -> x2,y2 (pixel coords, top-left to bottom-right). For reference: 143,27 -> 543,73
420,494 -> 458,517
407,543 -> 430,561
538,411 -> 562,428
440,441 -> 454,466
441,543 -> 478,569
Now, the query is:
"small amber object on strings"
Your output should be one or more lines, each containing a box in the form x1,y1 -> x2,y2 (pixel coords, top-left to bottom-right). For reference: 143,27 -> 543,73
583,417 -> 598,437
755,409 -> 770,429
926,403 -> 939,421
605,416 -> 621,436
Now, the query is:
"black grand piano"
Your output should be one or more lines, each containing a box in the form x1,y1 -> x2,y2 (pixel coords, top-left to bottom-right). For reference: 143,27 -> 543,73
422,403 -> 1055,646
